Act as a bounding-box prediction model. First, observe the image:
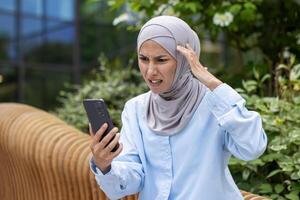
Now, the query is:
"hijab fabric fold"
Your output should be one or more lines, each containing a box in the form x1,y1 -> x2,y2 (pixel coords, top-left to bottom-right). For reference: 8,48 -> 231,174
137,16 -> 206,136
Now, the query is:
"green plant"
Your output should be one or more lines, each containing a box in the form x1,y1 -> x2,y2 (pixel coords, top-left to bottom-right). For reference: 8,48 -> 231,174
107,0 -> 300,95
53,54 -> 147,133
231,57 -> 300,199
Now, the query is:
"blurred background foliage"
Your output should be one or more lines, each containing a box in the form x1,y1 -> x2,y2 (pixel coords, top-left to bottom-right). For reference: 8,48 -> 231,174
232,56 -> 300,200
54,53 -> 147,132
42,0 -> 300,199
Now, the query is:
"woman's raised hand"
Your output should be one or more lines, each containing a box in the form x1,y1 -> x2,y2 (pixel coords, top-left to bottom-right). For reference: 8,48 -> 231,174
176,43 -> 223,90
89,123 -> 123,173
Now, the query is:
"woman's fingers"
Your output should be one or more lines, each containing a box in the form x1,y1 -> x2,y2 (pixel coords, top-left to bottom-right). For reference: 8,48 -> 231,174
101,127 -> 118,148
176,45 -> 188,56
93,132 -> 121,159
177,43 -> 207,70
186,43 -> 193,50
177,44 -> 197,60
107,143 -> 123,160
89,123 -> 93,136
91,123 -> 108,149
89,124 -> 123,171
105,132 -> 120,152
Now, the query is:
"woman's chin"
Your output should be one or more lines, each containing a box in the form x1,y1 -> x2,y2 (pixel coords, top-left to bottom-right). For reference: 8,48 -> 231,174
148,87 -> 163,94
148,85 -> 170,94
149,88 -> 160,94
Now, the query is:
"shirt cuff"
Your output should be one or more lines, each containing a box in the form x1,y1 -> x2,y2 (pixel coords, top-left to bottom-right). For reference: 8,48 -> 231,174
205,83 -> 245,119
89,158 -> 112,176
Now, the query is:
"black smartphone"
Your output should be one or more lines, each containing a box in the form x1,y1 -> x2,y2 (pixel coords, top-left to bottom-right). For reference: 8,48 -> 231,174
83,99 -> 119,152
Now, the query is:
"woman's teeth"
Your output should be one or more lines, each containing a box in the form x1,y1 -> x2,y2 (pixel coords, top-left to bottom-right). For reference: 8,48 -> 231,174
150,80 -> 162,84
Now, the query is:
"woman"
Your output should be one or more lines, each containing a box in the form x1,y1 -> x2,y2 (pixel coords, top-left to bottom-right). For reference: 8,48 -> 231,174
89,16 -> 267,200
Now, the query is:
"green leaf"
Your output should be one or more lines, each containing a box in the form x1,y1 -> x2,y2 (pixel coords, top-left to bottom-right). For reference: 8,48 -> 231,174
184,2 -> 199,13
285,192 -> 300,200
262,153 -> 283,162
107,0 -> 125,9
267,169 -> 282,179
244,2 -> 256,10
270,144 -> 287,151
235,88 -> 245,93
229,4 -> 242,15
259,183 -> 273,194
261,74 -> 271,83
275,184 -> 284,194
277,64 -> 289,70
242,80 -> 258,93
290,64 -> 300,81
292,95 -> 300,104
290,55 -> 296,66
242,169 -> 250,180
140,0 -> 151,7
253,67 -> 260,80
240,8 -> 256,21
291,172 -> 300,180
291,183 -> 300,193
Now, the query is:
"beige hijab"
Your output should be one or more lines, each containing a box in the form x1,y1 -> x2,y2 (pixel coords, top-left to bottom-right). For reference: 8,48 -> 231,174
137,16 -> 206,135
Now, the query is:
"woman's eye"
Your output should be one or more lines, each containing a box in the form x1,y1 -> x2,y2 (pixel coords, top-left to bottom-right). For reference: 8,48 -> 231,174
158,58 -> 168,62
139,56 -> 148,61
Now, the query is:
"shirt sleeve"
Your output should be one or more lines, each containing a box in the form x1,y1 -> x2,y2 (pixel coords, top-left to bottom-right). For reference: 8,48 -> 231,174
205,83 -> 268,161
89,104 -> 145,199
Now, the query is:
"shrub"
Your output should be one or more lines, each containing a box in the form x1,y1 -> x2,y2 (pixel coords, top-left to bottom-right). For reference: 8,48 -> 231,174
53,54 -> 147,133
231,57 -> 300,200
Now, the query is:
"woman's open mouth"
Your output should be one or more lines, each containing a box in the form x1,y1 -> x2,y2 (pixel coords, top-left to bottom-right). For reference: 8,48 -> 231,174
148,79 -> 163,87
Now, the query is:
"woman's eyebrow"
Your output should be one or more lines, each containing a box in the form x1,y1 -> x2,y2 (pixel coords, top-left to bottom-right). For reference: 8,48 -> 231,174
138,54 -> 169,58
138,53 -> 147,57
154,55 -> 168,59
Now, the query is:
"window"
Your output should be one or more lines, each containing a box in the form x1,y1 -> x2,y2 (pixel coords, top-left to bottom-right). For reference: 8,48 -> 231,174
46,0 -> 74,21
22,0 -> 43,16
0,13 -> 15,39
0,0 -> 15,12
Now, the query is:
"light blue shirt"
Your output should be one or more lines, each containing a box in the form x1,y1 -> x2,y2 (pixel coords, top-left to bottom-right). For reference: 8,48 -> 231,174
90,83 -> 267,200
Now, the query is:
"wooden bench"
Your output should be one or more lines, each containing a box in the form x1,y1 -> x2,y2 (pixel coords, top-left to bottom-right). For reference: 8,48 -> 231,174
0,103 -> 269,200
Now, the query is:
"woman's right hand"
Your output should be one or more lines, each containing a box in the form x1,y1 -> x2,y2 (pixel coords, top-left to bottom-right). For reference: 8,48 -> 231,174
90,123 -> 123,173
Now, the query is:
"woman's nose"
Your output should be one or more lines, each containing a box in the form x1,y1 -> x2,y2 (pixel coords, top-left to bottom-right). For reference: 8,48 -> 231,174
147,62 -> 158,76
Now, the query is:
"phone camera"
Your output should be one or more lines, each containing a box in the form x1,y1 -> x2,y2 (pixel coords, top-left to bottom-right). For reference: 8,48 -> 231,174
97,107 -> 105,117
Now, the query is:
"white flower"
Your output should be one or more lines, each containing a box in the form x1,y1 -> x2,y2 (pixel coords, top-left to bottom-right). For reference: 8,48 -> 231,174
112,13 -> 131,26
213,12 -> 234,27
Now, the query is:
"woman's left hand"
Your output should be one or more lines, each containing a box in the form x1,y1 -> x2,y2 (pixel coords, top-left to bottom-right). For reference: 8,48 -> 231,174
176,43 -> 223,91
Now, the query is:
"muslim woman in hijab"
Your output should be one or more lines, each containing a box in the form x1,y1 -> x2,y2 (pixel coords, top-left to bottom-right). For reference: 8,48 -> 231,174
89,16 -> 267,200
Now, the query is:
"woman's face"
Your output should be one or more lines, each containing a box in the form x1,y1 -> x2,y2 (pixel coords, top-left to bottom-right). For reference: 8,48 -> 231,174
138,40 -> 177,94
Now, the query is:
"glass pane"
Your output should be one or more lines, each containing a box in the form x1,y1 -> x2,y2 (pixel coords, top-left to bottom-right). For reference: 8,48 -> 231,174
46,20 -> 64,31
7,42 -> 16,60
0,0 -> 15,12
0,13 -> 15,39
0,66 -> 17,102
46,0 -> 74,21
21,0 -> 43,16
47,25 -> 74,43
0,37 -> 8,59
24,68 -> 71,109
21,17 -> 42,36
23,29 -> 73,65
22,35 -> 43,61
